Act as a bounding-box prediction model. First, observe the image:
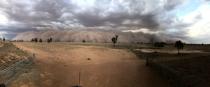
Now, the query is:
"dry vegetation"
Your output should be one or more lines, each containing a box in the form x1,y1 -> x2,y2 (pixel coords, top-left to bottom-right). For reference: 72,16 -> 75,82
132,44 -> 210,87
0,42 -> 29,69
13,42 -> 171,87
0,42 -> 36,87
0,42 -> 3,47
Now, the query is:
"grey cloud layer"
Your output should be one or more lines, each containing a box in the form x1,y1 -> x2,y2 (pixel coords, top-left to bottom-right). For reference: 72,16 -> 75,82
0,0 -> 189,40
1,0 -> 184,28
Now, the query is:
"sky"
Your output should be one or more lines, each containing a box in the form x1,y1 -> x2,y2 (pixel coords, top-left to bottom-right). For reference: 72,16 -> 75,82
0,0 -> 210,43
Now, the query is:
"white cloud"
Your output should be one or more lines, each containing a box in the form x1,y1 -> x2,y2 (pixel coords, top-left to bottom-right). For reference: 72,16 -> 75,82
122,28 -> 160,34
0,12 -> 8,25
183,3 -> 210,43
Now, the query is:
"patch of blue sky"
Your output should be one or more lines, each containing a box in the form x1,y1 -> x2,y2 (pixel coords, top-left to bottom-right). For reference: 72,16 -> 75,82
173,0 -> 201,19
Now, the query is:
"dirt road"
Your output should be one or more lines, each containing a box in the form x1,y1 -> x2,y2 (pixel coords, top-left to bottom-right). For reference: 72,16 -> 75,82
14,42 -> 171,87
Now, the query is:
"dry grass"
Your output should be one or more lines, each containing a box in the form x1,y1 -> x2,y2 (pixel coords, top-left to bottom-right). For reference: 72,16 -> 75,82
158,55 -> 210,87
0,42 -> 34,87
0,42 -> 3,47
132,44 -> 210,87
0,42 -> 28,69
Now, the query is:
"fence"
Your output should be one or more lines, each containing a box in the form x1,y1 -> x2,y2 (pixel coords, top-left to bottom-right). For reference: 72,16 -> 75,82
148,57 -> 190,87
0,56 -> 35,86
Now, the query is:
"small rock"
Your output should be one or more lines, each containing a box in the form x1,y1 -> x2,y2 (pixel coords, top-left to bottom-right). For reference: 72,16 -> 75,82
64,64 -> 68,67
87,58 -> 91,60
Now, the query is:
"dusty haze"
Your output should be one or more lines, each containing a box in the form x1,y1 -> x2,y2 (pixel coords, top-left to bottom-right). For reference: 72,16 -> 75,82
13,29 -> 176,43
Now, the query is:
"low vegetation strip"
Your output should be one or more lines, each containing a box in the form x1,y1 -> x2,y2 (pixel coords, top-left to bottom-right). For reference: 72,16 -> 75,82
0,42 -> 35,86
0,43 -> 29,69
0,57 -> 34,85
150,55 -> 210,87
131,43 -> 210,87
150,61 -> 183,87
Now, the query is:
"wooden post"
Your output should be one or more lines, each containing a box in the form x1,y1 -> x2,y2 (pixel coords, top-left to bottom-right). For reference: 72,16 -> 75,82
78,72 -> 81,85
72,72 -> 82,87
146,57 -> 149,66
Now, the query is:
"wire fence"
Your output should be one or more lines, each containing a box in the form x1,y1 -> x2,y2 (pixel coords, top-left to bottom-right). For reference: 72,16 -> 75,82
0,55 -> 35,86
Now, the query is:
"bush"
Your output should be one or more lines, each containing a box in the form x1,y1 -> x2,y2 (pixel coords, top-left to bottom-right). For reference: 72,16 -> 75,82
39,39 -> 42,42
154,42 -> 166,47
82,40 -> 86,43
47,38 -> 53,43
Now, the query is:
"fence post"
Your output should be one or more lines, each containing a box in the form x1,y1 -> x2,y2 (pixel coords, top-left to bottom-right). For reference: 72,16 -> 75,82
146,57 -> 149,66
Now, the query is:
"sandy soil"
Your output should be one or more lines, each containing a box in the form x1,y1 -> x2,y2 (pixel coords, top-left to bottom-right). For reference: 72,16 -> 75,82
14,42 -> 171,87
0,42 -> 3,47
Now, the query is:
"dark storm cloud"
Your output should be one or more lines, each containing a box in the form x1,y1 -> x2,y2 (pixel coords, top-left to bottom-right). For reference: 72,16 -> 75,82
0,0 -> 190,39
0,27 -> 37,33
73,10 -> 159,29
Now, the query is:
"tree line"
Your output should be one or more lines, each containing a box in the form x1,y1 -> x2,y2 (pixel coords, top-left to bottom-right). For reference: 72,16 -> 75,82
153,40 -> 184,54
0,37 -> 6,42
31,37 -> 53,43
29,35 -> 185,54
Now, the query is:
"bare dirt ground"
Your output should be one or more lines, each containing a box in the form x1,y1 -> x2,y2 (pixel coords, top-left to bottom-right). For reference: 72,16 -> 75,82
0,42 -> 3,47
14,42 -> 171,87
135,49 -> 206,54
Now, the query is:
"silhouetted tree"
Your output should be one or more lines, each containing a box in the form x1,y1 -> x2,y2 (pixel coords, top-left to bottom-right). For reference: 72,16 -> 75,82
47,37 -> 52,43
39,39 -> 42,42
2,37 -> 5,42
82,40 -> 86,43
154,42 -> 166,47
47,38 -> 50,43
111,35 -> 118,47
34,38 -> 38,42
175,40 -> 184,54
31,38 -> 34,42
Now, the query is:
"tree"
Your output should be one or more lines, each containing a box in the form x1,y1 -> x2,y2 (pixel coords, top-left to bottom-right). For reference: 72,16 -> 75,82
2,37 -> 5,42
31,38 -> 34,42
34,38 -> 38,42
47,38 -> 50,43
111,35 -> 119,47
82,40 -> 86,43
39,39 -> 42,42
175,40 -> 184,54
47,37 -> 53,43
154,42 -> 166,47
